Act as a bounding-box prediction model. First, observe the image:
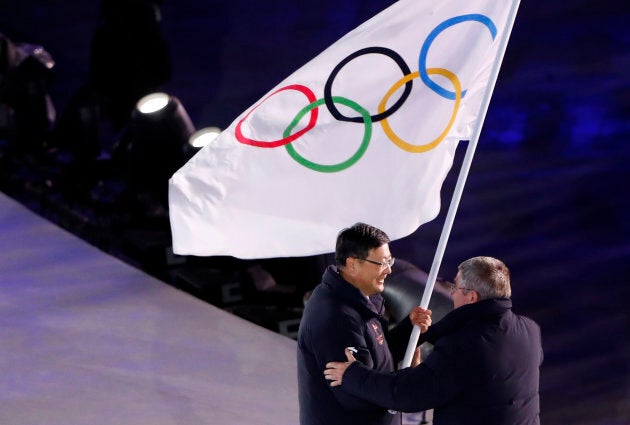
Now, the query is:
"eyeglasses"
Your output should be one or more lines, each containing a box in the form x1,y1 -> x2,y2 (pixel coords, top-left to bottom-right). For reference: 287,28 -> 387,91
356,257 -> 395,270
447,283 -> 474,294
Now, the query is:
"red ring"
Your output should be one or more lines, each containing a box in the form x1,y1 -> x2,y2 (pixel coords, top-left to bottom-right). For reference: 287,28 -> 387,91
235,84 -> 318,148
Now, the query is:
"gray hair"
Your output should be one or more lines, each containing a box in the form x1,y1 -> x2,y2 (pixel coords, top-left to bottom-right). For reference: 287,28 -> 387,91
458,256 -> 511,300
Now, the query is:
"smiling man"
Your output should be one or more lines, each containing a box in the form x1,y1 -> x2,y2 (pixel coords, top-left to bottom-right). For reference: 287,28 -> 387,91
296,222 -> 431,425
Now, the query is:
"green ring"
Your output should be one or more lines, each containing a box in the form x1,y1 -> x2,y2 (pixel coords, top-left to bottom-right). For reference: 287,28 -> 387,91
284,96 -> 372,173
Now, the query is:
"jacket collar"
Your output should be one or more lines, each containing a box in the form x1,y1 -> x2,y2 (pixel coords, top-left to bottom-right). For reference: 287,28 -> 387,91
322,265 -> 384,317
423,298 -> 512,343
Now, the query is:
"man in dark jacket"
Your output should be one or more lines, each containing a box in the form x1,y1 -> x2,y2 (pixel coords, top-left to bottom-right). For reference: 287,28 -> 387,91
325,256 -> 543,425
297,222 -> 431,425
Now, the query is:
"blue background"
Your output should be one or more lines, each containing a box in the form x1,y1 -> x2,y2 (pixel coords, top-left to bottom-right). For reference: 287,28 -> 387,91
1,1 -> 628,424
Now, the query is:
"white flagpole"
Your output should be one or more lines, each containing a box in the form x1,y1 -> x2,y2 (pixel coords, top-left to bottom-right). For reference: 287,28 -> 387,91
401,0 -> 522,369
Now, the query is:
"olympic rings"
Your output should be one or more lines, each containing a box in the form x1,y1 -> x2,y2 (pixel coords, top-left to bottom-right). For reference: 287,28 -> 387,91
235,84 -> 318,147
418,14 -> 497,100
284,97 -> 372,173
233,14 -> 498,172
323,47 -> 413,123
379,68 -> 461,153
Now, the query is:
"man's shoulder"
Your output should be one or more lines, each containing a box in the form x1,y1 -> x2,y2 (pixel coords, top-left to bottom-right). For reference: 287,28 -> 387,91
513,311 -> 542,335
302,285 -> 365,330
307,282 -> 337,306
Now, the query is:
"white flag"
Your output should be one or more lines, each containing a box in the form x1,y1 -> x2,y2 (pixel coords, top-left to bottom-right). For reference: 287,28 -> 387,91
169,0 -> 518,258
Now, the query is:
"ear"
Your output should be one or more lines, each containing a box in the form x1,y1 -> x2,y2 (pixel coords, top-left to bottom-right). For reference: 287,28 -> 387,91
469,290 -> 479,304
345,257 -> 358,275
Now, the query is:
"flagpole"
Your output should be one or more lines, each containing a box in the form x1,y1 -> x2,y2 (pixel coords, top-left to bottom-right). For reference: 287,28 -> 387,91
400,0 -> 521,369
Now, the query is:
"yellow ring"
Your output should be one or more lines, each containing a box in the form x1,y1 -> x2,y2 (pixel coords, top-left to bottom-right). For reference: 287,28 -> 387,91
379,68 -> 461,153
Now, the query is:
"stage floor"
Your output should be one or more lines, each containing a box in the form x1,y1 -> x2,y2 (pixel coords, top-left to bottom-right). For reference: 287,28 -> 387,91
0,192 -> 299,425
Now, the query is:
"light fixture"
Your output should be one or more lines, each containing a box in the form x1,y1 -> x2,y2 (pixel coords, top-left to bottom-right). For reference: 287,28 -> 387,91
188,126 -> 222,149
88,0 -> 171,131
137,92 -> 170,114
116,92 -> 195,209
0,33 -> 56,153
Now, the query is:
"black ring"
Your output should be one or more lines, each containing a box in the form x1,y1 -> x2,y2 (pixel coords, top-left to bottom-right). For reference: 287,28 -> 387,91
323,46 -> 413,123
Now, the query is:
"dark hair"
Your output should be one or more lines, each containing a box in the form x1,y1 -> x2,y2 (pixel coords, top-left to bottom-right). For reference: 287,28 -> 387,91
335,222 -> 390,267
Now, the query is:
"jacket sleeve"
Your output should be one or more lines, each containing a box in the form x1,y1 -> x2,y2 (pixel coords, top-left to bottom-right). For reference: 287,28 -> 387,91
341,344 -> 460,413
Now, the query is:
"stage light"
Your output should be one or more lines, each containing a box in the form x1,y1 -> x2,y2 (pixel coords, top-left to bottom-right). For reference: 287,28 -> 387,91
137,92 -> 170,114
88,0 -> 172,131
0,33 -> 56,152
188,126 -> 222,149
116,92 -> 195,209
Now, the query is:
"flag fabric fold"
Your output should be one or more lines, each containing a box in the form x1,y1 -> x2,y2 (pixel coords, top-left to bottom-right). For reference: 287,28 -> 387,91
169,0 -> 518,258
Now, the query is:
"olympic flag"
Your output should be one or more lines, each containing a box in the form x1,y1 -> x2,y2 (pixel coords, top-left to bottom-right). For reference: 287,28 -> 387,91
169,0 -> 519,258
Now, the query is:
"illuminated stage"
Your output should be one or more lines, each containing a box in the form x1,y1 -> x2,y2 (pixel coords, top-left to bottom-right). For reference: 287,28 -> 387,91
0,192 -> 299,425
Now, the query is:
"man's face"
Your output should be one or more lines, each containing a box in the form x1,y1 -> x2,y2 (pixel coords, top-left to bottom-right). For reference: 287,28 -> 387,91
451,271 -> 477,309
351,244 -> 393,296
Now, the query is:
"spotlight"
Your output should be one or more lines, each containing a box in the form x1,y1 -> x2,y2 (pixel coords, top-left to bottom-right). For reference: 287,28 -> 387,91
137,92 -> 171,114
116,92 -> 195,209
188,126 -> 222,149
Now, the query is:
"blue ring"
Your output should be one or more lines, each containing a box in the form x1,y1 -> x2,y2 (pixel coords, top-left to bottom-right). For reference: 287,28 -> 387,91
418,14 -> 497,100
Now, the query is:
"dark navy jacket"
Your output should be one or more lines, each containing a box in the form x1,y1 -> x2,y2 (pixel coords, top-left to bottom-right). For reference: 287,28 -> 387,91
342,298 -> 543,425
297,266 -> 412,425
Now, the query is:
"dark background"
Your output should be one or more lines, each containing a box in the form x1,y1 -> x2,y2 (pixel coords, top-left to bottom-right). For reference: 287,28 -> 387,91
0,1 -> 628,424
